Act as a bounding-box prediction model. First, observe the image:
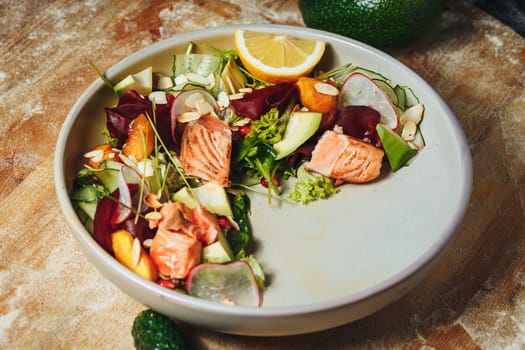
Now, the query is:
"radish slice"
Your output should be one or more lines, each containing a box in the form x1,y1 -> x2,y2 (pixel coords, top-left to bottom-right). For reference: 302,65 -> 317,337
170,89 -> 220,142
185,261 -> 262,307
114,170 -> 132,224
339,72 -> 399,130
113,165 -> 151,224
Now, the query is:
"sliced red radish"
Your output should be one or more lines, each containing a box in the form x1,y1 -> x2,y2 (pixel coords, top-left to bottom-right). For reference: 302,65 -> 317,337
185,261 -> 262,307
113,165 -> 151,224
114,169 -> 132,224
170,89 -> 219,143
339,72 -> 399,130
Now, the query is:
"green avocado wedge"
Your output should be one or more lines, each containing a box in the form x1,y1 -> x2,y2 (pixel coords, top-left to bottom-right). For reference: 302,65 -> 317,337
376,124 -> 418,171
274,111 -> 322,160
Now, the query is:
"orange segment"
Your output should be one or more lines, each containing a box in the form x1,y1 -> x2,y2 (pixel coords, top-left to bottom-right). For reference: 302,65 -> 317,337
234,29 -> 325,83
295,77 -> 337,114
122,113 -> 154,161
111,229 -> 158,281
85,143 -> 119,168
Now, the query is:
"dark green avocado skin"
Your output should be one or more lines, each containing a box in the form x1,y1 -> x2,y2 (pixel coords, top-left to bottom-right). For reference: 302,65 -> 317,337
298,0 -> 443,48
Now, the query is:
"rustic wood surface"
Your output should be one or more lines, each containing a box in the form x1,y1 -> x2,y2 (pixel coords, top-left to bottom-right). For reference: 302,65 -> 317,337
1,0 -> 524,349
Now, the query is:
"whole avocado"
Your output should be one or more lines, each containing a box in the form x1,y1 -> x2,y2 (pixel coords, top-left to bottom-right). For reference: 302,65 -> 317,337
299,0 -> 443,48
131,309 -> 190,350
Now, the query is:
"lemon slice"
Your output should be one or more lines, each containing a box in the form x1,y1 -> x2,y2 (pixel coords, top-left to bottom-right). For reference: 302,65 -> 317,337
234,29 -> 325,83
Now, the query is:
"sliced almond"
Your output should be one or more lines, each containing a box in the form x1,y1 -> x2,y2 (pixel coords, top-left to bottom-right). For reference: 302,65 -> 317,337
142,238 -> 153,249
145,211 -> 163,221
401,120 -> 417,141
231,117 -> 251,127
314,82 -> 339,96
185,73 -> 209,86
206,73 -> 216,89
217,91 -> 230,109
400,103 -> 424,125
196,99 -> 214,115
407,141 -> 419,150
177,111 -> 201,123
228,93 -> 245,100
83,149 -> 104,162
184,92 -> 205,109
148,90 -> 168,104
154,73 -> 174,90
220,298 -> 235,305
144,193 -> 163,209
174,74 -> 188,86
132,238 -> 141,268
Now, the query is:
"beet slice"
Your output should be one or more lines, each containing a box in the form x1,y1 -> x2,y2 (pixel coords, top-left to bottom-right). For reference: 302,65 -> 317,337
231,83 -> 297,119
334,105 -> 381,146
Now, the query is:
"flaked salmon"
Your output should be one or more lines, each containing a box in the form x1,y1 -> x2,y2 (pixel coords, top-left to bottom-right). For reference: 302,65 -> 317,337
149,228 -> 202,279
180,114 -> 232,187
305,129 -> 384,183
149,202 -> 220,279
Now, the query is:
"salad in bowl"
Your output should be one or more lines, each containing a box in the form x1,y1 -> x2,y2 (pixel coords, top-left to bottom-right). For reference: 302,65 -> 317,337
55,24 -> 471,335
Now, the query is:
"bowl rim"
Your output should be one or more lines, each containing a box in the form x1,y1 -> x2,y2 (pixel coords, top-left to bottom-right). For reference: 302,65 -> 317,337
54,23 -> 473,320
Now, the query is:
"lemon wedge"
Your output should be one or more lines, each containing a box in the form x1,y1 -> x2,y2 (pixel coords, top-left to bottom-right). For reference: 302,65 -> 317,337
234,29 -> 325,83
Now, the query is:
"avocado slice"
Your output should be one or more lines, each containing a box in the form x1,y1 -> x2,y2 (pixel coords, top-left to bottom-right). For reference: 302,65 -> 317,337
274,111 -> 322,160
172,182 -> 233,217
113,66 -> 153,96
376,124 -> 418,171
171,187 -> 200,209
203,231 -> 234,263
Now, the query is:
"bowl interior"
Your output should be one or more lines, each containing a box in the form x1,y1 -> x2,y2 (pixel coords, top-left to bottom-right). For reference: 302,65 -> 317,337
55,24 -> 471,330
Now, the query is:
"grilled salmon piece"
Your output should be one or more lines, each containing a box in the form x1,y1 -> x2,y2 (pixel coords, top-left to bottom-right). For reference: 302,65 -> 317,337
305,130 -> 384,183
180,114 -> 232,187
149,202 -> 220,279
190,205 -> 220,245
149,228 -> 202,279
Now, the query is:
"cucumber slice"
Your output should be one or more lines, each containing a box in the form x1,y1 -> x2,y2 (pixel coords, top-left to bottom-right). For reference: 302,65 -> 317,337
394,85 -> 406,111
173,54 -> 221,79
401,85 -> 420,108
113,66 -> 153,96
353,67 -> 391,83
71,185 -> 101,219
93,160 -> 122,192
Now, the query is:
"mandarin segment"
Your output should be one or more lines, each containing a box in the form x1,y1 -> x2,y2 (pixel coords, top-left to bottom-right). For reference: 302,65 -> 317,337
122,113 -> 154,161
84,143 -> 119,168
296,77 -> 337,114
111,229 -> 158,281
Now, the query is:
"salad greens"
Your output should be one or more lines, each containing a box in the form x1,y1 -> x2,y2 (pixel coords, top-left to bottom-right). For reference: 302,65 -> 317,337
288,165 -> 339,205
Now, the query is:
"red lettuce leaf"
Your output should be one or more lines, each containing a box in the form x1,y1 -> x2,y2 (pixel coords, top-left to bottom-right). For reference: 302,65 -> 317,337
334,105 -> 381,146
105,90 -> 175,148
231,83 -> 297,119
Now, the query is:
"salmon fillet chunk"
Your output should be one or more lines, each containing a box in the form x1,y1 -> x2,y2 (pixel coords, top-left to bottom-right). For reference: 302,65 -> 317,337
149,202 -> 220,279
180,114 -> 232,187
305,130 -> 384,183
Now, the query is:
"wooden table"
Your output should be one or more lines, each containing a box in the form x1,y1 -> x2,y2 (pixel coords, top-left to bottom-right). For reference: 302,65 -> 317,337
1,1 -> 524,348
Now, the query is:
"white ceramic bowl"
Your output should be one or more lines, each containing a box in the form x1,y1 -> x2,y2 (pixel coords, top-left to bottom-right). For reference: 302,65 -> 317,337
54,24 -> 472,336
